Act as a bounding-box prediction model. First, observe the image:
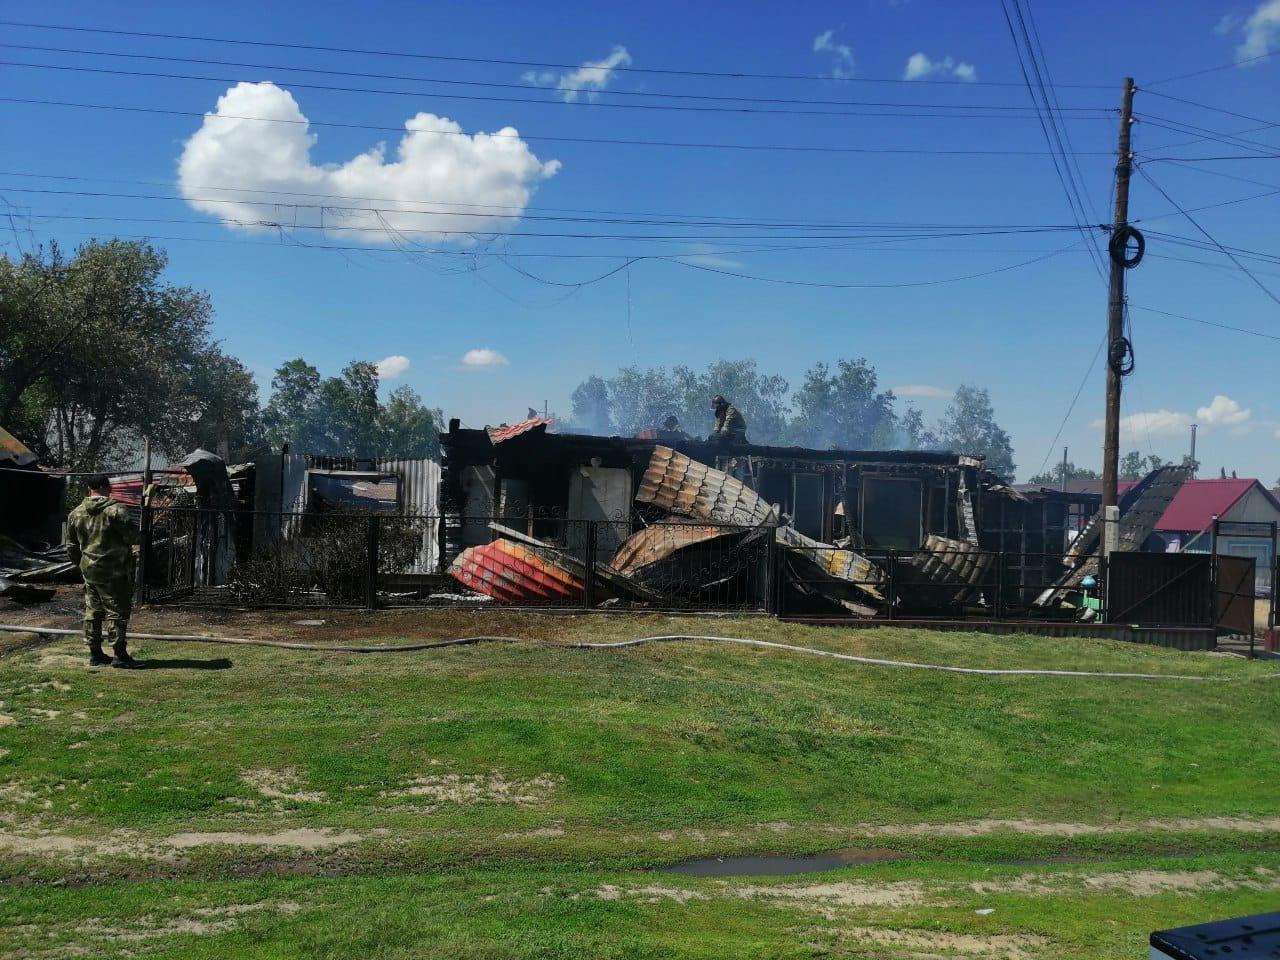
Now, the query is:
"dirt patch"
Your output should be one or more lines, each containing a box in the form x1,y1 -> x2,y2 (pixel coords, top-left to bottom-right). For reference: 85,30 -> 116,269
594,883 -> 707,904
816,926 -> 1048,960
382,770 -> 558,807
973,866 -> 1280,898
163,828 -> 363,851
738,878 -> 928,909
240,767 -> 327,804
837,814 -> 1280,840
499,824 -> 566,840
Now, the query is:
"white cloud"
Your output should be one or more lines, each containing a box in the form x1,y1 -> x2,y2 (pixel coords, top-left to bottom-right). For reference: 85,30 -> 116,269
461,348 -> 509,370
1196,394 -> 1252,427
375,355 -> 410,379
1234,0 -> 1280,62
178,82 -> 560,244
676,244 -> 743,269
1092,410 -> 1193,439
523,46 -> 631,102
903,52 -> 978,81
813,29 -> 856,79
891,384 -> 952,398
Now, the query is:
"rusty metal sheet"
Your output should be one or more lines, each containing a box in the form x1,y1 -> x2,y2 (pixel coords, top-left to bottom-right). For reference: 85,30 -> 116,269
907,534 -> 992,605
636,446 -> 775,526
487,417 -> 554,445
0,427 -> 38,467
776,525 -> 885,603
488,522 -> 661,602
448,538 -> 584,604
611,522 -> 732,576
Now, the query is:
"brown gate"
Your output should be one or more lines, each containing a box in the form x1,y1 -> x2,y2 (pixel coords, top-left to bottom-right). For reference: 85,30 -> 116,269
1106,553 -> 1213,626
1214,554 -> 1256,635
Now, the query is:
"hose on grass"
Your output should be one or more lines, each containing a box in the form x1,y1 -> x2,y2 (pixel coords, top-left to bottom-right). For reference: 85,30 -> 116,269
2,623 -> 1276,682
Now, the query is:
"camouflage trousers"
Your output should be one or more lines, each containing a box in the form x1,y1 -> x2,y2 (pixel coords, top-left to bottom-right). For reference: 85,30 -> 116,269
82,575 -> 133,647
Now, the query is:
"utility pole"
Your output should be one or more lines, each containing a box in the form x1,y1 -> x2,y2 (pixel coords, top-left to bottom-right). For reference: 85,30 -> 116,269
1102,77 -> 1138,510
1060,446 -> 1068,492
1189,423 -> 1198,476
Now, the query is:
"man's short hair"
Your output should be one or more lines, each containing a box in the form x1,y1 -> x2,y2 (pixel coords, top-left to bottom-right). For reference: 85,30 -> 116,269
86,474 -> 111,492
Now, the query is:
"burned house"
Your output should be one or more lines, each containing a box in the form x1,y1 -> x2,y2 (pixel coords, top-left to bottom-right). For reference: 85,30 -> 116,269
439,418 -> 1076,614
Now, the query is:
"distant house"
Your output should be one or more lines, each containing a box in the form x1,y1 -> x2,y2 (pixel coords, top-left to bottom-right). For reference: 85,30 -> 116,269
1150,478 -> 1280,558
1015,475 -> 1280,591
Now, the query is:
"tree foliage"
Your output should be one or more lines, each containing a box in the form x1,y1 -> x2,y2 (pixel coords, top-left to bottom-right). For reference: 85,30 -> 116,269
567,362 -> 1016,475
0,240 -> 260,468
1027,460 -> 1100,487
933,385 -> 1017,481
1119,450 -> 1169,480
262,359 -> 441,458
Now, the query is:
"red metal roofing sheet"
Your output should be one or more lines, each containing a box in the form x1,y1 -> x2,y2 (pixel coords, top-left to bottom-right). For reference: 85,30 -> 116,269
486,417 -> 554,445
1154,479 -> 1255,533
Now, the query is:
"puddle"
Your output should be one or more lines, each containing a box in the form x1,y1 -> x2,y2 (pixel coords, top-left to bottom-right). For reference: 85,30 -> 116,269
663,848 -> 906,877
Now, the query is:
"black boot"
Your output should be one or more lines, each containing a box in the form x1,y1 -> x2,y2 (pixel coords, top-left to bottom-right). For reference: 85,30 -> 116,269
111,643 -> 141,668
88,643 -> 112,667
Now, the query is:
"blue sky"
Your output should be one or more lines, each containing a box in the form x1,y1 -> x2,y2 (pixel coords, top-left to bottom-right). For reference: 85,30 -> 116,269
2,1 -> 1278,481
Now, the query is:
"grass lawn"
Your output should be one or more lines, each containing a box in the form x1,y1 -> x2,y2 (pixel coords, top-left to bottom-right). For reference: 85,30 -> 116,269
2,607 -> 1278,958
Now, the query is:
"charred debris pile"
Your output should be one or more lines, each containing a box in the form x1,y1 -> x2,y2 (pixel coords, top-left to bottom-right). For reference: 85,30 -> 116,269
440,419 -> 1149,618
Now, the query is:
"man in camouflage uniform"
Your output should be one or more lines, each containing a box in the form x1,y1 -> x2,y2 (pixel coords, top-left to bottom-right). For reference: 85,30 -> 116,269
66,475 -> 142,668
708,395 -> 747,444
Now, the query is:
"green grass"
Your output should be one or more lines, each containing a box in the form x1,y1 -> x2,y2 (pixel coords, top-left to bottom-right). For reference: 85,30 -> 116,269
1,611 -> 1278,957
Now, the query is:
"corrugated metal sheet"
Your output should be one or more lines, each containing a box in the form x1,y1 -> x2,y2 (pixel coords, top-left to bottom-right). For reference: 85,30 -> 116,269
449,538 -> 583,604
0,427 -> 37,467
487,417 -> 553,445
1157,479 -> 1255,533
636,446 -> 776,526
260,453 -> 440,573
611,522 -> 732,576
909,534 -> 993,604
777,525 -> 885,602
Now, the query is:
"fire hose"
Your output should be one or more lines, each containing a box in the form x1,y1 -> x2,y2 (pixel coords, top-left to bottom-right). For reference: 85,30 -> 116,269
0,623 -> 1275,682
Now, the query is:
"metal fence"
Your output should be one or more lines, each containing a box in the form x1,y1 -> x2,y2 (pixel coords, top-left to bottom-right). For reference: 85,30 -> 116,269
138,506 -> 1105,621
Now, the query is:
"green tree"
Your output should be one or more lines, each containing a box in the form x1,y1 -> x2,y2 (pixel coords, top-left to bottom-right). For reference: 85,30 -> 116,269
0,239 -> 260,468
676,359 -> 791,444
1028,461 -> 1100,487
934,384 -> 1016,481
601,365 -> 687,437
790,358 -> 898,449
262,359 -> 440,457
569,375 -> 612,435
1118,450 -> 1168,480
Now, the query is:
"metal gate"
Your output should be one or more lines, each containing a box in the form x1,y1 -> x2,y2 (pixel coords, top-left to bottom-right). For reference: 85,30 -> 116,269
141,506 -> 198,602
1214,554 -> 1256,636
1105,553 -> 1213,627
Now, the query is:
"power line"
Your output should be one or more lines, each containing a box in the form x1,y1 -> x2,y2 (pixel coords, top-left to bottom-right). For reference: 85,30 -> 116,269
999,0 -> 1108,281
1136,165 -> 1280,307
0,18 -> 1116,88
1144,89 -> 1280,128
0,96 -> 1122,156
0,41 -> 1114,114
1147,50 -> 1278,84
1130,304 -> 1280,341
10,222 -> 1088,290
1037,334 -> 1106,473
1139,115 -> 1280,154
0,59 -> 1118,121
0,187 -> 1093,240
1142,230 -> 1280,266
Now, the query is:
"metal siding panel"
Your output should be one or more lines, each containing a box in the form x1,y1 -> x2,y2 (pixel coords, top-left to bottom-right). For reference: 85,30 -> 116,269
375,457 -> 441,573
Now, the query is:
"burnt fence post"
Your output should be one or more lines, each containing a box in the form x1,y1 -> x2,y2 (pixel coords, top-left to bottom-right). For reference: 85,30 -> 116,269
136,501 -> 152,604
886,549 -> 896,621
763,525 -> 779,615
582,519 -> 597,610
995,551 -> 1005,621
365,514 -> 380,610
